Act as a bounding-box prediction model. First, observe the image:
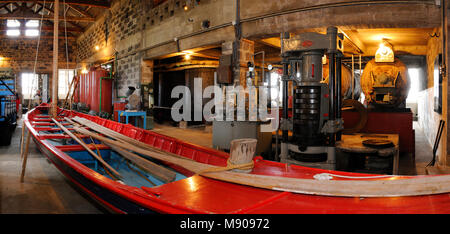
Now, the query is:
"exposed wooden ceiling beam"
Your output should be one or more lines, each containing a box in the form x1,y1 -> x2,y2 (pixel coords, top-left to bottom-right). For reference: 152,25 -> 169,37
0,0 -> 110,8
0,35 -> 76,39
67,4 -> 92,18
2,2 -> 14,13
0,25 -> 82,32
0,14 -> 95,22
258,38 -> 280,48
0,2 -> 94,22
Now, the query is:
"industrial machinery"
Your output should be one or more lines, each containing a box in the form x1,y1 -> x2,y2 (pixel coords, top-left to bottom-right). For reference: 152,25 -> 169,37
361,58 -> 410,108
323,62 -> 358,99
125,86 -> 141,111
278,27 -> 344,169
213,62 -> 272,156
0,68 -> 17,146
73,68 -> 113,118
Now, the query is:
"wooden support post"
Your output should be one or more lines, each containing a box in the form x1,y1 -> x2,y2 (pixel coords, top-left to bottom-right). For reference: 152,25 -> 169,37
20,129 -> 31,182
51,118 -> 122,178
51,0 -> 59,118
229,138 -> 257,173
20,124 -> 26,156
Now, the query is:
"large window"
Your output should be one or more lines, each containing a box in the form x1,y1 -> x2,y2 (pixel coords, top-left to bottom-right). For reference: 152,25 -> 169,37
21,73 -> 39,99
6,20 -> 20,37
25,20 -> 39,37
406,68 -> 420,103
5,19 -> 40,37
58,69 -> 75,99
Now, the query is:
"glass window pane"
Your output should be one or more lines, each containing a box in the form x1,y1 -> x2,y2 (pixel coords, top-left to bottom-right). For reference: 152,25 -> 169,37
25,29 -> 39,37
406,68 -> 420,103
58,69 -> 75,99
21,73 -> 39,99
25,20 -> 39,28
6,29 -> 20,36
7,20 -> 20,27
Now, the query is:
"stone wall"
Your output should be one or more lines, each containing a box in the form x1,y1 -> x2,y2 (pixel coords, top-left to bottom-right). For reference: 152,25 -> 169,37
77,0 -> 442,96
418,27 -> 446,165
76,0 -> 146,98
0,38 -> 76,73
0,21 -> 77,102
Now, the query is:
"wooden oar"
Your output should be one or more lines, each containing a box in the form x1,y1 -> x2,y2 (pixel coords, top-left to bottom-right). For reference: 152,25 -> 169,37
51,118 -> 122,179
105,143 -> 176,183
73,125 -> 450,198
61,75 -> 77,110
20,128 -> 32,182
69,116 -> 195,161
66,117 -> 176,183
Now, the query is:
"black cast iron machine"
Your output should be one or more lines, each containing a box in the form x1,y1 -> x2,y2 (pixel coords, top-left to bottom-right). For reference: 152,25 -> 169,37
279,27 -> 344,170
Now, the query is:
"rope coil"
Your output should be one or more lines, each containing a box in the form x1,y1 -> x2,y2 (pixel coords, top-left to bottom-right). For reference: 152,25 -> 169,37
313,173 -> 395,181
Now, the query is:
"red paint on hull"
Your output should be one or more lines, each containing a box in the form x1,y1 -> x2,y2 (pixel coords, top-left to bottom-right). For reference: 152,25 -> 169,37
23,104 -> 450,214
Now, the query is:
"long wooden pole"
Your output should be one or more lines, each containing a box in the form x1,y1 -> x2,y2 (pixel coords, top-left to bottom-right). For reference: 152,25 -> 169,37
20,129 -> 32,182
106,143 -> 176,183
51,0 -> 59,118
73,125 -> 450,198
70,116 -> 194,161
51,118 -> 122,178
66,117 -> 176,182
61,75 -> 76,110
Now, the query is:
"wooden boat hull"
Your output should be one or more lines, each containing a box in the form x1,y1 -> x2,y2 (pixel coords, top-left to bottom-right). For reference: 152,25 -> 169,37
24,104 -> 450,214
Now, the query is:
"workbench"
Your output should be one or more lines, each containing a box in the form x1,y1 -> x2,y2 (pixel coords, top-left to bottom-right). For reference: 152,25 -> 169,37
336,133 -> 399,175
117,110 -> 147,129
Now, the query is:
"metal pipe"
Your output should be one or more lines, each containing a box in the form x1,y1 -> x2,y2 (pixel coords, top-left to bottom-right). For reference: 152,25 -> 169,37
327,26 -> 337,146
351,54 -> 354,99
359,54 -> 362,102
336,55 -> 342,141
280,32 -> 289,143
442,0 -> 447,74
282,58 -> 289,143
328,53 -> 335,146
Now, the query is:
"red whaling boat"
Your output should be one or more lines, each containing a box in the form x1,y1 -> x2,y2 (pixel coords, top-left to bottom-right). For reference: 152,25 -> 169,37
22,103 -> 450,214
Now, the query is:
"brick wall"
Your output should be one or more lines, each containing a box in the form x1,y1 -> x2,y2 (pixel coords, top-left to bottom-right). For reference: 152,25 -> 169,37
0,19 -> 76,74
0,21 -> 77,103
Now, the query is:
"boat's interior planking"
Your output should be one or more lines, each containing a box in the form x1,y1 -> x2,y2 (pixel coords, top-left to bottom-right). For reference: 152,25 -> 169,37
34,114 -> 187,188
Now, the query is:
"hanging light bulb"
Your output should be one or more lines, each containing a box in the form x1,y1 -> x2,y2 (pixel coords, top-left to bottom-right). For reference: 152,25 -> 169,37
375,39 -> 394,63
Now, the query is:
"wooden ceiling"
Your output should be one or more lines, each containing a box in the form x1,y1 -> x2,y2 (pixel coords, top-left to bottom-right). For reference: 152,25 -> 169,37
0,1 -> 111,38
253,27 -> 435,65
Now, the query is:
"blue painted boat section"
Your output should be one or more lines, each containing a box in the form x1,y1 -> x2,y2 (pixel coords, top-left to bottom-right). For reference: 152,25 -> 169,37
66,150 -> 186,188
